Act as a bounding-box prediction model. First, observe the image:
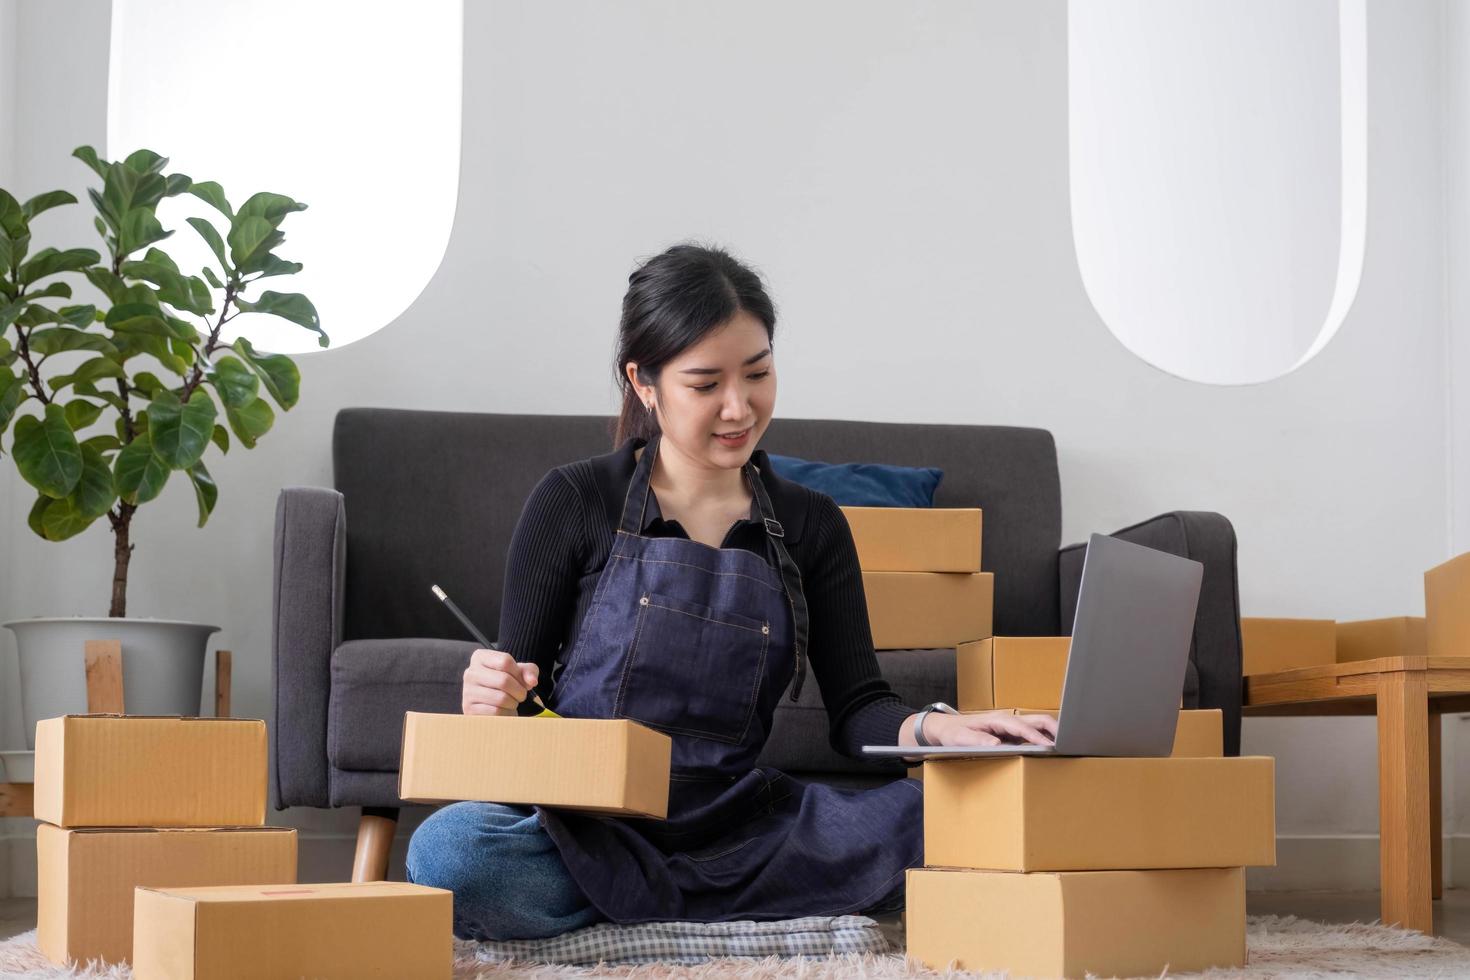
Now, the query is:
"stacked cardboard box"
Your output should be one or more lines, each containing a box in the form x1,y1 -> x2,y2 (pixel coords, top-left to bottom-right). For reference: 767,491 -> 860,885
1240,617 -> 1337,675
1425,551 -> 1470,658
908,754 -> 1276,977
31,715 -> 297,967
1336,616 -> 1428,663
841,507 -> 991,649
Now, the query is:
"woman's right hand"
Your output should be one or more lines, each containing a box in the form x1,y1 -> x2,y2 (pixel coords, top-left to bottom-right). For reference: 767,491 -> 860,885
462,648 -> 541,716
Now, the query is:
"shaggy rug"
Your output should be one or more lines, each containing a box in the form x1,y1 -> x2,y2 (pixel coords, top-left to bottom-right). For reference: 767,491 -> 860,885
0,915 -> 1466,978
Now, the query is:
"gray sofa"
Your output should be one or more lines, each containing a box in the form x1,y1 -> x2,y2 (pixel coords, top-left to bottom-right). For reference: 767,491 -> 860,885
272,409 -> 1243,871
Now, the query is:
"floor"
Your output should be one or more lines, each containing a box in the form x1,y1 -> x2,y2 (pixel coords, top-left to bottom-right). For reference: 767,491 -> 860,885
3,890 -> 1470,947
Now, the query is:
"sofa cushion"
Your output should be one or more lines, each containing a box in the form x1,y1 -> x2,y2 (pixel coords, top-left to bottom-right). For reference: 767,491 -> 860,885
328,638 -> 473,772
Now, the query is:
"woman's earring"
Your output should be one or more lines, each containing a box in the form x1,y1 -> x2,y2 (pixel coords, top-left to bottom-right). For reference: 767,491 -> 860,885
645,401 -> 655,414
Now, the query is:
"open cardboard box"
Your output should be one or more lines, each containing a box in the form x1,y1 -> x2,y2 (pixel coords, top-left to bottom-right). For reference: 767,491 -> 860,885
36,825 -> 296,967
132,881 -> 451,979
906,866 -> 1245,978
906,709 -> 1223,781
398,712 -> 672,818
839,506 -> 982,572
923,755 -> 1275,871
1240,618 -> 1337,675
1336,616 -> 1428,663
1426,551 -> 1470,657
33,716 -> 267,828
862,572 -> 993,650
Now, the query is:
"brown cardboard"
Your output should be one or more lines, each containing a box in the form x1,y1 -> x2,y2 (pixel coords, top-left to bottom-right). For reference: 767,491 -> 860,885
955,637 -> 1070,710
902,709 -> 1223,782
906,866 -> 1246,978
1426,552 -> 1470,658
923,755 -> 1275,871
33,716 -> 267,828
132,881 -> 451,980
36,824 -> 296,967
839,506 -> 982,572
1171,708 -> 1224,757
1336,617 -> 1429,663
398,712 -> 671,818
862,572 -> 993,649
1240,617 -> 1337,675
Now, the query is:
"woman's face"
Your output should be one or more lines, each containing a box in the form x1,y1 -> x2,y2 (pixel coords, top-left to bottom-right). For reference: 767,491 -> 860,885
632,310 -> 776,472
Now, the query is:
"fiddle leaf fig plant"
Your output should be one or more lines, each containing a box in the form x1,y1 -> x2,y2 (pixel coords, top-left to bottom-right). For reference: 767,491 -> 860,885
0,146 -> 329,617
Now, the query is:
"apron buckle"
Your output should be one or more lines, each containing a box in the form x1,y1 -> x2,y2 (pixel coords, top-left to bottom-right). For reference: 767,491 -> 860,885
763,517 -> 785,538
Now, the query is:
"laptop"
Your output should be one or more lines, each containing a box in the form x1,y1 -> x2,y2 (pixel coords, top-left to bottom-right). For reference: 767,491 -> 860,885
861,532 -> 1203,759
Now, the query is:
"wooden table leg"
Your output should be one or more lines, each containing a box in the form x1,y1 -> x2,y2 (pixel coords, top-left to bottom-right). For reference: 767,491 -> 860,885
1377,670 -> 1433,933
1430,711 -> 1443,900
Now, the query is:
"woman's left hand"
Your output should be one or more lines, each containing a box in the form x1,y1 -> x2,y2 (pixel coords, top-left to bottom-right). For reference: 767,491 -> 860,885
900,709 -> 1057,751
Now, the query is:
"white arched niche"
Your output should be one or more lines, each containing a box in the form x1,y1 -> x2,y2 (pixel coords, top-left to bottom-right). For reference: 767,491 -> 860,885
1067,0 -> 1365,385
108,0 -> 463,354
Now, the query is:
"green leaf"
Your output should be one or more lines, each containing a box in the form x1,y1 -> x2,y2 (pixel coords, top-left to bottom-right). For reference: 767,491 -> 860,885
225,396 -> 274,449
0,188 -> 27,237
0,369 -> 25,437
201,267 -> 223,290
63,398 -> 104,430
210,423 -> 229,455
189,181 -> 234,219
47,355 -> 125,393
226,216 -> 282,272
118,208 -> 173,259
0,300 -> 25,330
28,327 -> 118,358
114,333 -> 189,374
122,149 -> 169,175
163,173 -> 192,197
187,217 -> 230,274
17,247 -> 101,286
120,258 -> 213,315
57,304 -> 98,328
13,402 -> 83,497
27,493 -> 50,537
72,145 -> 107,179
148,388 -> 216,469
84,268 -> 127,304
82,433 -> 121,453
25,281 -> 72,301
114,430 -> 169,504
103,161 -> 167,216
249,255 -> 304,280
42,443 -> 121,539
132,372 -> 166,396
21,190 -> 77,221
186,458 -> 218,527
38,497 -> 98,541
235,192 -> 306,225
207,355 -> 258,408
233,337 -> 300,409
234,290 -> 325,346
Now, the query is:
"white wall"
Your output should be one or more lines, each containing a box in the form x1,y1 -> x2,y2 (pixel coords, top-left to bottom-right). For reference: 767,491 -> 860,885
0,0 -> 1464,894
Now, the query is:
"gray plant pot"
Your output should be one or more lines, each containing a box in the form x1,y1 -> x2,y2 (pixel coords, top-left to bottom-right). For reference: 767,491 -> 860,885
2,617 -> 219,749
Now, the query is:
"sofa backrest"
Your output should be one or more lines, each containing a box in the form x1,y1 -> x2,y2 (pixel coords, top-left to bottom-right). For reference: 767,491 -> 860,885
333,409 -> 1063,644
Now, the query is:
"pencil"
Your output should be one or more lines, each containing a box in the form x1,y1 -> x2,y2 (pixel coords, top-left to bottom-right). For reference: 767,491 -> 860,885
431,584 -> 556,716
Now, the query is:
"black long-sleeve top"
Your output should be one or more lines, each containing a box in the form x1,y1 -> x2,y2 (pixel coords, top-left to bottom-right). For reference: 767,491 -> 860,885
495,436 -> 915,757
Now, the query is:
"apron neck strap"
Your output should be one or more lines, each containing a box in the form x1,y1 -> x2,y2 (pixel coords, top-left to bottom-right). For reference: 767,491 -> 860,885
619,434 -> 811,701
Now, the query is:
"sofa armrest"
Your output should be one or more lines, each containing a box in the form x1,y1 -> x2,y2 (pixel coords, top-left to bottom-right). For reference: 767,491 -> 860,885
272,486 -> 347,809
1059,511 -> 1243,756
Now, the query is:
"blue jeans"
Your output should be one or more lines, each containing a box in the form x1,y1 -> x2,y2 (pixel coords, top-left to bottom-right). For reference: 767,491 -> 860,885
405,801 -> 909,941
406,802 -> 606,940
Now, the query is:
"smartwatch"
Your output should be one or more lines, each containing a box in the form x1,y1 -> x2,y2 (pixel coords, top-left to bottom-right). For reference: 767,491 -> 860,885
913,702 -> 959,747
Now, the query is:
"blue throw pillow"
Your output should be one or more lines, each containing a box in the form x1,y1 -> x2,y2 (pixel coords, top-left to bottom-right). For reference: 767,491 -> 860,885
763,453 -> 943,507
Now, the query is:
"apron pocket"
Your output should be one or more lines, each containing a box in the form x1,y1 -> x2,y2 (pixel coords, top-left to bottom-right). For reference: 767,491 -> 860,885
614,590 -> 770,744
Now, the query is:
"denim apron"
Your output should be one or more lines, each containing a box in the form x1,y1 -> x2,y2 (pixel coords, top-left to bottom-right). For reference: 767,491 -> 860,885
535,433 -> 923,923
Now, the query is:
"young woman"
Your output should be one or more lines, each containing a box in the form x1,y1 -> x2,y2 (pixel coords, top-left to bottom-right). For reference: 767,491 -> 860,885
405,243 -> 1056,940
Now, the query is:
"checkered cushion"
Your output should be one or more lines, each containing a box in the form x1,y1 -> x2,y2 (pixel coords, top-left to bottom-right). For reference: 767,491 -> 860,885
457,915 -> 891,966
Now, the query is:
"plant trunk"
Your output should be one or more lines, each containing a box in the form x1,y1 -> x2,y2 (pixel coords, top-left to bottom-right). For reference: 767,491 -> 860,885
110,506 -> 134,618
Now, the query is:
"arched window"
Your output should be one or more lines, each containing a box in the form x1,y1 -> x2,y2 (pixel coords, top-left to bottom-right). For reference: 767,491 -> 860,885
1068,0 -> 1366,385
108,0 -> 463,353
